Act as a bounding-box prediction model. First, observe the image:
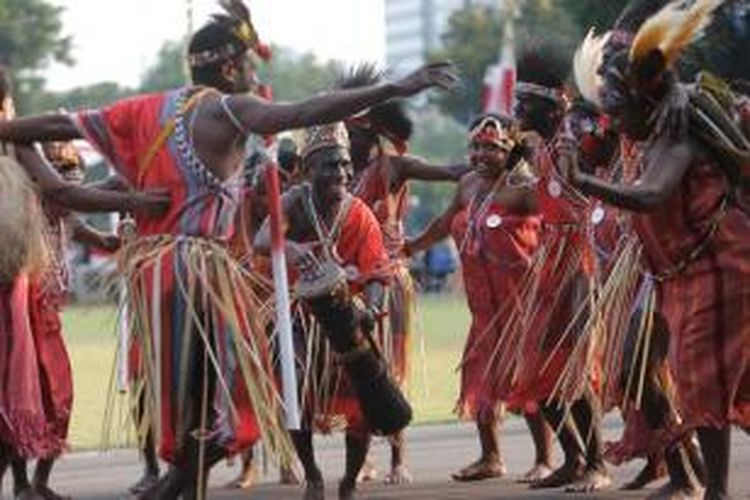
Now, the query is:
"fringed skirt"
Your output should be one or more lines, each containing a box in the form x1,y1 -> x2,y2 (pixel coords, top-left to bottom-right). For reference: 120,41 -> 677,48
507,229 -> 593,410
294,310 -> 366,435
117,235 -> 293,464
381,261 -> 416,389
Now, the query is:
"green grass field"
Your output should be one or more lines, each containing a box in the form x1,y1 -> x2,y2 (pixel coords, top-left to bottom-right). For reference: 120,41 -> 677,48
61,293 -> 471,450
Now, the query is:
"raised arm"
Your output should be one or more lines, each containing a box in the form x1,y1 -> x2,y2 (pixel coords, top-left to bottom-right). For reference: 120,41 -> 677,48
405,184 -> 464,256
563,135 -> 694,213
227,62 -> 457,136
16,145 -> 169,216
0,113 -> 81,143
392,155 -> 469,184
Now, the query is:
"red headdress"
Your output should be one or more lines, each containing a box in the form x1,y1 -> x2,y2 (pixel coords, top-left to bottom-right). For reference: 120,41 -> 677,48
469,115 -> 517,152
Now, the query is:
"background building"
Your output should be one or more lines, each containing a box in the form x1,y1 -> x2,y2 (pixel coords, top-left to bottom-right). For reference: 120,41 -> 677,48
385,0 -> 495,75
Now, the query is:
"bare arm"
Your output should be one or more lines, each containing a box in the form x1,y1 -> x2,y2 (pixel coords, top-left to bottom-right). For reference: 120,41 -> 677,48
566,136 -> 694,213
405,184 -> 465,256
86,175 -> 131,192
16,145 -> 169,216
0,114 -> 81,143
392,155 -> 469,184
70,218 -> 121,252
227,62 -> 457,136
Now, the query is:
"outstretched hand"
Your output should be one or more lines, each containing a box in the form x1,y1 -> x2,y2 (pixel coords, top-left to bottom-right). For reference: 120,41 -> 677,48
395,62 -> 459,97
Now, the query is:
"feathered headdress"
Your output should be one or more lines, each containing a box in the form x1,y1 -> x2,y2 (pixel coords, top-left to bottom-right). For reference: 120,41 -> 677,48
628,0 -> 724,82
218,0 -> 267,56
573,0 -> 724,107
574,29 -> 612,107
515,40 -> 571,104
337,63 -> 413,155
188,0 -> 271,68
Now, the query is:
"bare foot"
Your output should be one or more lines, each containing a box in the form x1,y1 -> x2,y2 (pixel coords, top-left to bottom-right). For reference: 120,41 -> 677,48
303,478 -> 325,500
225,464 -> 259,490
356,459 -> 377,483
128,472 -> 160,495
384,464 -> 412,485
565,467 -> 612,493
621,459 -> 667,490
646,481 -> 704,500
530,461 -> 585,489
517,463 -> 553,483
280,465 -> 302,485
451,457 -> 506,482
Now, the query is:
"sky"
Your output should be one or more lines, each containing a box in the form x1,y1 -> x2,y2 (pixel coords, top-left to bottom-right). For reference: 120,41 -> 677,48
44,0 -> 386,91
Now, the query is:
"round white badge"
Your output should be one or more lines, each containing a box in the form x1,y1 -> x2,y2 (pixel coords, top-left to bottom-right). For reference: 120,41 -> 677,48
344,265 -> 359,281
486,214 -> 503,228
548,180 -> 562,198
591,206 -> 605,225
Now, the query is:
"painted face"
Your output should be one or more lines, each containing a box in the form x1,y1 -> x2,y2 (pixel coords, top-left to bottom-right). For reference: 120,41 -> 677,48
598,54 -> 654,141
469,139 -> 510,177
306,147 -> 353,203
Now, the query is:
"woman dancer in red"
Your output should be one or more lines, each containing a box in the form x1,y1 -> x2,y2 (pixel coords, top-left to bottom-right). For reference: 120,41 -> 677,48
407,114 -> 541,481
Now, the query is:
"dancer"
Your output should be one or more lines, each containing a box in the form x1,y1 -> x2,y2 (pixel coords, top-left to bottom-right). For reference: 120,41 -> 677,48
255,122 -> 395,499
0,73 -> 167,500
0,0 -> 454,493
9,140 -> 125,500
569,1 -> 750,496
338,64 -> 468,485
406,114 -> 541,482
509,44 -> 611,492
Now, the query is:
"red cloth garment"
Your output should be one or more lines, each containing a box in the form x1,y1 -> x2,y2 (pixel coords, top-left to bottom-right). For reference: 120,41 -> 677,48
330,196 -> 391,290
295,196 -> 390,433
0,274 -> 67,458
451,199 -> 542,419
74,88 -> 272,463
508,141 -> 594,409
632,159 -> 750,432
353,154 -> 414,385
353,154 -> 410,258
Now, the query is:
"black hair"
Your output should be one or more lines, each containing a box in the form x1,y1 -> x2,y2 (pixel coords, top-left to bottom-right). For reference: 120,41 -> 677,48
516,40 -> 570,89
277,137 -> 299,175
188,15 -> 245,91
336,63 -> 413,142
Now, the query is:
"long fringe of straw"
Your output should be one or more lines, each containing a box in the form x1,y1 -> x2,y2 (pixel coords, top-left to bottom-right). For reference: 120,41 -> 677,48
108,235 -> 295,464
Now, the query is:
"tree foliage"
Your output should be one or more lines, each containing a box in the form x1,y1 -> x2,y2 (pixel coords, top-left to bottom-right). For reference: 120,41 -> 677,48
33,82 -> 133,113
428,1 -> 629,123
0,0 -> 73,111
258,48 -> 337,102
139,40 -> 187,93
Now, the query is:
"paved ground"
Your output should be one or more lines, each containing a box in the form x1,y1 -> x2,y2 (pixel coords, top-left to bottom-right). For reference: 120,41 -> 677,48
3,419 -> 749,499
